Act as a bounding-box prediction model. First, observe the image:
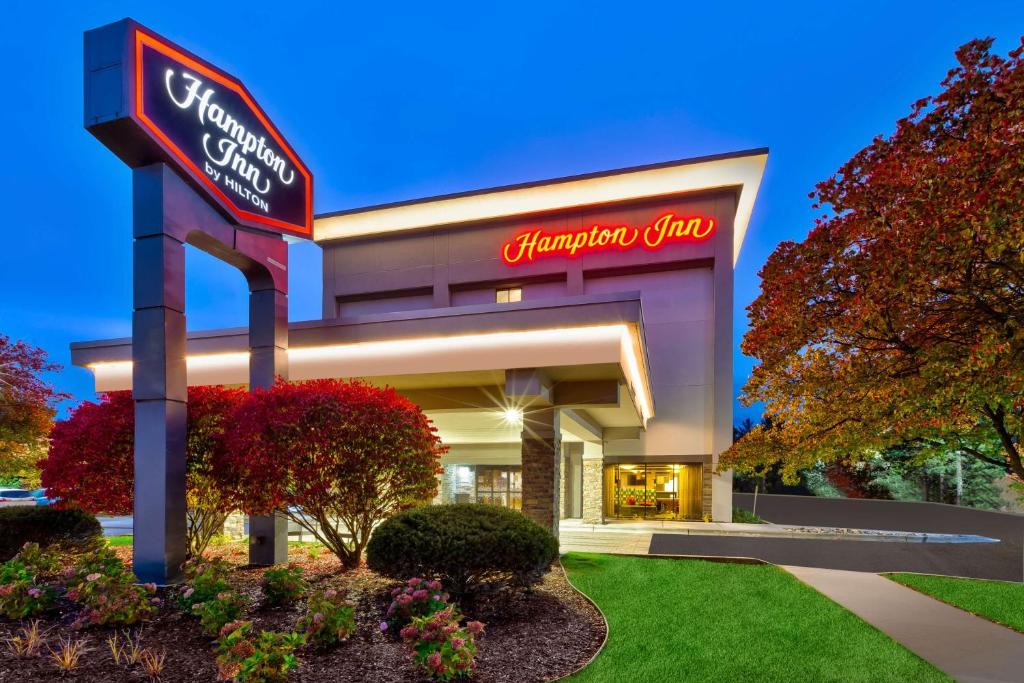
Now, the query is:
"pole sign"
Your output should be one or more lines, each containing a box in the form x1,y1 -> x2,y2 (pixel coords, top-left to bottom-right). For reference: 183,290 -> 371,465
85,20 -> 313,238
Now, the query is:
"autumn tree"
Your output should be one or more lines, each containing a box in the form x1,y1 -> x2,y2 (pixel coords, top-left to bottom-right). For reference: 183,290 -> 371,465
0,334 -> 66,488
217,379 -> 445,569
722,38 -> 1024,484
40,386 -> 245,556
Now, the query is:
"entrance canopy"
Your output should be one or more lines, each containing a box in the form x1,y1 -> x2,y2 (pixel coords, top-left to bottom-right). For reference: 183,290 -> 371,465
72,291 -> 654,431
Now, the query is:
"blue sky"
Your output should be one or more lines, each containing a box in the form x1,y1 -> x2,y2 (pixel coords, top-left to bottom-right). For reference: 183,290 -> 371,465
2,1 -> 1021,422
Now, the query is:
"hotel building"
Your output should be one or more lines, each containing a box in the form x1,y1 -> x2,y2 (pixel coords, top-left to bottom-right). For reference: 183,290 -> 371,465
72,148 -> 767,534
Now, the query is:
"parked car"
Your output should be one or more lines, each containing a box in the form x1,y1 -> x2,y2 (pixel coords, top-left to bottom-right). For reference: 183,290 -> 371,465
0,488 -> 55,507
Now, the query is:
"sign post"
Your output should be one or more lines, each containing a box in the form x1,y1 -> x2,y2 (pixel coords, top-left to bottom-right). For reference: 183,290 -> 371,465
84,19 -> 312,583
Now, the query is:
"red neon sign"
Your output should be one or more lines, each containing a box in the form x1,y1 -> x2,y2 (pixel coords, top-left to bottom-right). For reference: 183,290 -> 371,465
501,212 -> 715,266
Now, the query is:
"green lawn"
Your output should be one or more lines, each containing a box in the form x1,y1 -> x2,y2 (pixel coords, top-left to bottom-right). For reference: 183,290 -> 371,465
886,573 -> 1024,633
562,553 -> 949,682
106,535 -> 133,547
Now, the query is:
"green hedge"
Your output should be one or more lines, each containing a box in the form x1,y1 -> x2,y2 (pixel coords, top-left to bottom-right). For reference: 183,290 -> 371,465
0,507 -> 102,561
366,504 -> 559,597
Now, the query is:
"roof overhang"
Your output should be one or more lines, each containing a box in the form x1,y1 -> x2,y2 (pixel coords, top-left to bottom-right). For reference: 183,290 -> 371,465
73,293 -> 653,426
314,148 -> 768,265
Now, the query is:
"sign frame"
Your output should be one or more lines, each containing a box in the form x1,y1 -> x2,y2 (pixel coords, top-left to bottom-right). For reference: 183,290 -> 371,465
85,19 -> 313,238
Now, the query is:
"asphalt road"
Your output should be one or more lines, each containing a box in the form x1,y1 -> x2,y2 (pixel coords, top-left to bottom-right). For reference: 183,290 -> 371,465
649,494 -> 1024,580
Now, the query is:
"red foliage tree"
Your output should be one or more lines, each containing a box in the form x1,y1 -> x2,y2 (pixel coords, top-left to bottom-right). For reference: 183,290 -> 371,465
0,334 -> 67,487
218,379 -> 446,569
40,385 -> 246,556
723,37 -> 1024,483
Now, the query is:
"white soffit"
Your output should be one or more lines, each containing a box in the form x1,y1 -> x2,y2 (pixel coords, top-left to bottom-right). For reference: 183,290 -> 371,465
86,324 -> 654,423
314,150 -> 768,265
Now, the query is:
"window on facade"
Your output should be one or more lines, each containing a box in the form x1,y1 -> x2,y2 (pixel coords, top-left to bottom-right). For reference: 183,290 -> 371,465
602,463 -> 702,520
476,466 -> 523,510
495,287 -> 522,304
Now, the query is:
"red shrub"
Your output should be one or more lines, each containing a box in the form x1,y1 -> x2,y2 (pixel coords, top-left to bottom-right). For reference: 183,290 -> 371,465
218,379 -> 445,568
39,386 -> 246,556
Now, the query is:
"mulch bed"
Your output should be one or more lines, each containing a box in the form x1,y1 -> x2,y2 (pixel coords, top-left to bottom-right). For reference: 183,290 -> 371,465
0,544 -> 605,682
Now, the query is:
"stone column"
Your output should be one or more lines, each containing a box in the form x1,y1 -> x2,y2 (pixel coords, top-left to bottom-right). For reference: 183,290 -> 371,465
561,443 -> 584,518
131,180 -> 188,585
248,284 -> 289,566
521,408 -> 560,536
581,440 -> 604,524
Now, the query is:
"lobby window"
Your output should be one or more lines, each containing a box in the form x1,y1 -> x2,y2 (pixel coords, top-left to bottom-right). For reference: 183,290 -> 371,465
477,465 -> 523,510
495,287 -> 522,304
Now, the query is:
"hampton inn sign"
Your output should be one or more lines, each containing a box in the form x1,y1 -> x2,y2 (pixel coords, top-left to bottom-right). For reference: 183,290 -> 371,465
76,18 -> 767,585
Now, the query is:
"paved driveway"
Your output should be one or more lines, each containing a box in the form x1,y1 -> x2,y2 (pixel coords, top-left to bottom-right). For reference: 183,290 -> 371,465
650,494 -> 1024,580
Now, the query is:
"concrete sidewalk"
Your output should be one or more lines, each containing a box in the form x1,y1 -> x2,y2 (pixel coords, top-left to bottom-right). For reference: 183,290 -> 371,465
561,518 -> 995,543
783,565 -> 1024,683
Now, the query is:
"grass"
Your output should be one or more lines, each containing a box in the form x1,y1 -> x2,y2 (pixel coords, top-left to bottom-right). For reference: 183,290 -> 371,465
732,506 -> 765,523
886,573 -> 1024,633
562,553 -> 949,682
105,535 -> 133,547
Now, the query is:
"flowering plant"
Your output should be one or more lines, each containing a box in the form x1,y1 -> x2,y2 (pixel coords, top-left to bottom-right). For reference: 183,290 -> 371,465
0,543 -> 58,619
294,588 -> 354,648
382,577 -> 449,635
260,566 -> 306,606
193,589 -> 247,637
215,620 -> 305,683
400,605 -> 483,681
67,570 -> 157,628
178,557 -> 233,610
63,547 -> 157,627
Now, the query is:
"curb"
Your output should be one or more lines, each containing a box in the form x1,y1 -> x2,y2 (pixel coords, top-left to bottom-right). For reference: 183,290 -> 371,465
551,558 -> 610,682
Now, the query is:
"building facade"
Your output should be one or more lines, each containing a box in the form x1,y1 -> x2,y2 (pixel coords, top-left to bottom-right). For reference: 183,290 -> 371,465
73,149 -> 766,533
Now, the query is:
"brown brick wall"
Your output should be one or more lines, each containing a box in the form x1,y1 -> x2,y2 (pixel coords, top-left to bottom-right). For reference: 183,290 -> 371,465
522,435 -> 561,534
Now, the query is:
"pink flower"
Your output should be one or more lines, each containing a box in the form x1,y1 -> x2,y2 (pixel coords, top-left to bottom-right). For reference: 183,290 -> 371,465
399,626 -> 418,640
451,637 -> 465,649
216,592 -> 231,601
412,589 -> 428,600
467,621 -> 484,635
27,588 -> 42,598
86,573 -> 101,582
63,568 -> 76,578
390,587 -> 402,597
183,587 -> 195,599
0,585 -> 12,597
379,621 -> 388,632
426,652 -> 443,672
313,613 -> 325,624
427,580 -> 442,591
324,589 -> 337,599
144,582 -> 157,593
432,594 -> 441,601
408,577 -> 422,587
397,594 -> 413,605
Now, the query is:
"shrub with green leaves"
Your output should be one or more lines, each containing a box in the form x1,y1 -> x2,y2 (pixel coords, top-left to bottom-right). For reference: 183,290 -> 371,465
0,506 -> 102,561
215,620 -> 305,683
261,566 -> 306,606
295,588 -> 355,648
400,604 -> 483,681
367,504 -> 558,597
